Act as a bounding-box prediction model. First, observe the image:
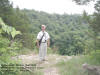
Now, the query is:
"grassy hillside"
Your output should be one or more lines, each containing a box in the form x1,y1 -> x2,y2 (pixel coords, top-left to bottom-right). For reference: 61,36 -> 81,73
56,50 -> 100,75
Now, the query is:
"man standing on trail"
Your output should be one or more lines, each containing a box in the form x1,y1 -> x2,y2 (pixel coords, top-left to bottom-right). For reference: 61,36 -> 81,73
37,25 -> 50,61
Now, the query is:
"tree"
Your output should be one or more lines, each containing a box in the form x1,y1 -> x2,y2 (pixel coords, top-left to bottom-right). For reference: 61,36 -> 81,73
0,17 -> 21,39
77,0 -> 100,51
0,0 -> 13,24
72,0 -> 95,5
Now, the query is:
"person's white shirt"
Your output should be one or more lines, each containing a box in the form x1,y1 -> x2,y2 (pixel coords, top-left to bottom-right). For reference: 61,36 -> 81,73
37,31 -> 50,42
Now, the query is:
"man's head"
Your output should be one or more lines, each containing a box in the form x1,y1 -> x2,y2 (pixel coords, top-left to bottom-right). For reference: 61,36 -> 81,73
41,25 -> 46,31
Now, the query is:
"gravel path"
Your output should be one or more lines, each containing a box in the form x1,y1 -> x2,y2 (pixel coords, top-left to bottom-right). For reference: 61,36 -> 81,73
12,53 -> 72,75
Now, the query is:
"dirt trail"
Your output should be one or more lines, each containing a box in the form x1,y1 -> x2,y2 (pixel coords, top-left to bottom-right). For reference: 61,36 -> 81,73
12,53 -> 72,75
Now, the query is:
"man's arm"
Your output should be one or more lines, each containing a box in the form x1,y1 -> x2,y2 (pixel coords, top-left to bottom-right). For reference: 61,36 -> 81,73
36,40 -> 39,48
47,39 -> 50,47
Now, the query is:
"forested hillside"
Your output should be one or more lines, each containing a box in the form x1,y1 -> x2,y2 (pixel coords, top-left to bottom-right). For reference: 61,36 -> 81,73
23,9 -> 91,55
0,0 -> 98,56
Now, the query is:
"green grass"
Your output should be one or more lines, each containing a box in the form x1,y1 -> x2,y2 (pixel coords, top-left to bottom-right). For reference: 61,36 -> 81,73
56,56 -> 88,75
18,69 -> 43,75
17,47 -> 34,55
56,50 -> 100,75
47,47 -> 55,54
0,70 -> 43,75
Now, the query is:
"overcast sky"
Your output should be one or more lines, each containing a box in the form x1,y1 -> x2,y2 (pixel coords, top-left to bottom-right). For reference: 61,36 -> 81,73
10,0 -> 95,14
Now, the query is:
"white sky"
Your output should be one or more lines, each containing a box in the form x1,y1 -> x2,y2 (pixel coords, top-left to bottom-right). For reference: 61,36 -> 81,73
10,0 -> 95,14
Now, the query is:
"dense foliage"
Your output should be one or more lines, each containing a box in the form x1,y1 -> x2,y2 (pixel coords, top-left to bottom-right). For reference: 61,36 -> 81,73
23,9 -> 93,55
0,0 -> 100,56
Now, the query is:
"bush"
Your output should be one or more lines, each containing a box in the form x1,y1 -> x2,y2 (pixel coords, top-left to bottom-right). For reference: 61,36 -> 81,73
89,50 -> 100,65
